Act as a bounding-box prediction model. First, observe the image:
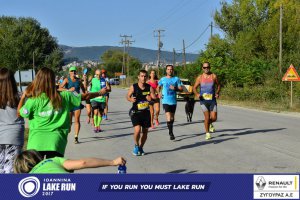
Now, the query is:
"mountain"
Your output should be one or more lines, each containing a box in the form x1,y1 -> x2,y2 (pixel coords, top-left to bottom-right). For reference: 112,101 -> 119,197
60,45 -> 199,63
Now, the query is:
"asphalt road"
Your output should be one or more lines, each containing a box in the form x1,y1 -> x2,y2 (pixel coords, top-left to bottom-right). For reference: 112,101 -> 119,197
65,87 -> 300,173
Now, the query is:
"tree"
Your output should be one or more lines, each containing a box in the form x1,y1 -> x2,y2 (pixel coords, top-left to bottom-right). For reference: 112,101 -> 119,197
0,16 -> 63,72
100,50 -> 142,77
196,0 -> 300,87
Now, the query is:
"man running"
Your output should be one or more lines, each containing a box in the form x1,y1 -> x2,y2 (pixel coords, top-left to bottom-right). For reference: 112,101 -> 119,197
90,69 -> 111,132
193,62 -> 220,140
126,70 -> 156,156
157,65 -> 183,140
100,69 -> 111,120
59,66 -> 86,144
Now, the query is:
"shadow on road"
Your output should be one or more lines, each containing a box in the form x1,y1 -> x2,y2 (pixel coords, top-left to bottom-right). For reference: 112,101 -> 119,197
146,137 -> 237,155
78,132 -> 132,144
215,128 -> 286,138
104,120 -> 132,125
107,111 -> 129,115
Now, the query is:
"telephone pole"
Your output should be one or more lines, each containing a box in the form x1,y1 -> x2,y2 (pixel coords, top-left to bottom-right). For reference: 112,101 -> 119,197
120,35 -> 134,85
120,35 -> 132,75
279,4 -> 283,75
173,48 -> 176,67
154,29 -> 165,76
183,39 -> 186,69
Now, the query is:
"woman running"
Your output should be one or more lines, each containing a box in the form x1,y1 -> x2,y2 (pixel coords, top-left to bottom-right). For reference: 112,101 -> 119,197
147,70 -> 160,129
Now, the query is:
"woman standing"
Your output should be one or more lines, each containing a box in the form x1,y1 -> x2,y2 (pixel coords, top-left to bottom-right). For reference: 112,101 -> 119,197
0,68 -> 24,173
19,67 -> 107,158
147,70 -> 160,129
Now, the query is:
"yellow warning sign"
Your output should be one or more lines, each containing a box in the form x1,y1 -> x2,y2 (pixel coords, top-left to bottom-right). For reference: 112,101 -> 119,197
282,64 -> 300,81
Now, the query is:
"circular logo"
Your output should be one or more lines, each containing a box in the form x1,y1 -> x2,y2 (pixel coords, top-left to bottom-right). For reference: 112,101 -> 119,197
18,176 -> 40,198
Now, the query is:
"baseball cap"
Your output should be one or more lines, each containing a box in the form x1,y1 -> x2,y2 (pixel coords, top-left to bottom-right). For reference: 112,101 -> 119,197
69,66 -> 77,71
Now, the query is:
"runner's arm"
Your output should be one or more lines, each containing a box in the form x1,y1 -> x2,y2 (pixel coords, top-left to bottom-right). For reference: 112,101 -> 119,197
193,75 -> 201,98
156,85 -> 162,98
81,88 -> 107,100
105,81 -> 111,92
126,85 -> 136,102
80,81 -> 86,93
214,74 -> 221,98
63,157 -> 126,171
58,78 -> 70,92
83,75 -> 88,91
148,87 -> 157,101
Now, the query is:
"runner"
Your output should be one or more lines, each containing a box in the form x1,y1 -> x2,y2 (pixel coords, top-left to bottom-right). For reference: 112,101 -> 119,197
59,66 -> 86,144
147,70 -> 160,129
193,62 -> 220,140
100,69 -> 111,120
157,65 -> 183,140
90,69 -> 111,133
83,74 -> 93,125
18,67 -> 108,159
126,70 -> 156,156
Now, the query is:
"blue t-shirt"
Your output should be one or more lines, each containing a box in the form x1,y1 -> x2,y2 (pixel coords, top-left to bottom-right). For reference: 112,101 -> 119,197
158,76 -> 182,105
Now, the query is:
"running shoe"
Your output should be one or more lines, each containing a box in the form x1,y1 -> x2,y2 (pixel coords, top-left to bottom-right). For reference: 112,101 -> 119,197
93,128 -> 98,133
150,125 -> 155,130
138,146 -> 145,156
74,137 -> 79,144
169,133 -> 175,140
102,115 -> 107,120
132,145 -> 140,156
209,123 -> 215,133
155,119 -> 160,126
205,132 -> 211,140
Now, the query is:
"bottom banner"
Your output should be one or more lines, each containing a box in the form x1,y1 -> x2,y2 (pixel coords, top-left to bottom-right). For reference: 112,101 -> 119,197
0,174 -> 299,200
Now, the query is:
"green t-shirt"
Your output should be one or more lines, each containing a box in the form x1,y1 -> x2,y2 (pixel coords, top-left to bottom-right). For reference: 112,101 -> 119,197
29,157 -> 68,173
20,91 -> 81,155
90,78 -> 105,103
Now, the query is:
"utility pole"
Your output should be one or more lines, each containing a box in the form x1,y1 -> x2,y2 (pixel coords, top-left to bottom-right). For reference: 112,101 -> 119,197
120,35 -> 132,76
173,48 -> 176,67
183,39 -> 186,69
154,29 -> 165,76
279,4 -> 283,75
126,39 -> 135,84
120,35 -> 134,85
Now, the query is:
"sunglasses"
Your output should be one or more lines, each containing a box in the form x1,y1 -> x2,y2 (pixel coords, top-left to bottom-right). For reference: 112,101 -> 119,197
70,70 -> 77,73
202,67 -> 210,69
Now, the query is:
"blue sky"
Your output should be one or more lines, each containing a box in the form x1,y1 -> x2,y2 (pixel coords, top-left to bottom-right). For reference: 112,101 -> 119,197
0,0 -> 227,54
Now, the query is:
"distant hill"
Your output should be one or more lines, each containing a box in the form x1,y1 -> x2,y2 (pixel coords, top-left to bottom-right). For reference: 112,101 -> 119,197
60,45 -> 199,63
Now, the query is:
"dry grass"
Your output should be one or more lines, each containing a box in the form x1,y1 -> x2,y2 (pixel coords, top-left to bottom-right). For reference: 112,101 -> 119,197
219,99 -> 300,113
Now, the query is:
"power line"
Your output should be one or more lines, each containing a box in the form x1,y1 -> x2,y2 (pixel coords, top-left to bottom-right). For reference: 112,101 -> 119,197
175,24 -> 210,52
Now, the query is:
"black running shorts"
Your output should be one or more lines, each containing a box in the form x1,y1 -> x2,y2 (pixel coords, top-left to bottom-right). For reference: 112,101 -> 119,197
131,110 -> 151,128
163,104 -> 177,113
91,101 -> 106,111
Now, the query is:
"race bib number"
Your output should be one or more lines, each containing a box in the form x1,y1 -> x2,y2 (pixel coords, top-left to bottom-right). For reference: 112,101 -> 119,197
137,101 -> 149,110
202,93 -> 213,100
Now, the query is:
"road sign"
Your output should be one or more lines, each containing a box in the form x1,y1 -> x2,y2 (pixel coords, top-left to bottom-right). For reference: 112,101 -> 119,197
282,64 -> 300,81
